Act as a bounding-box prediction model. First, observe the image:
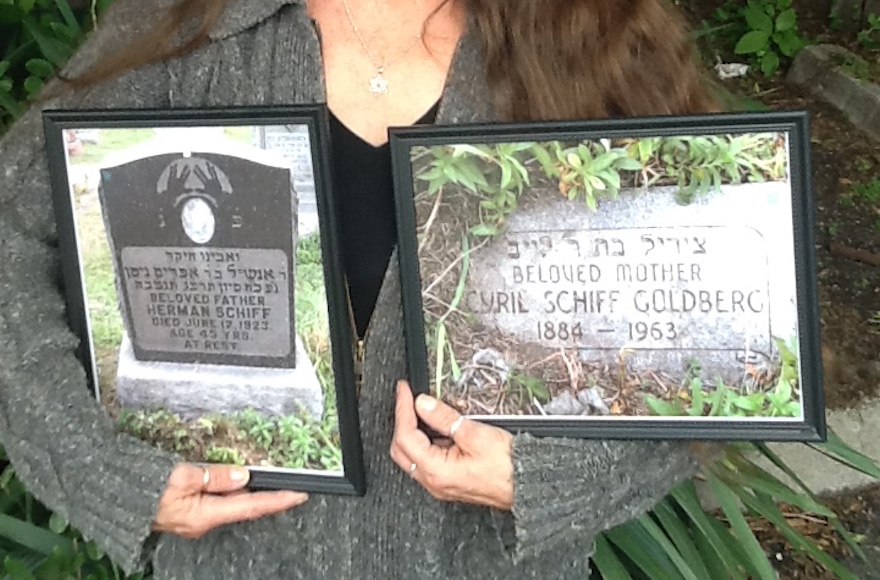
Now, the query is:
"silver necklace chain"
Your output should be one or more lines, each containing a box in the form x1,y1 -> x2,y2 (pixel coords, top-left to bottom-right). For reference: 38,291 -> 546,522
340,0 -> 422,94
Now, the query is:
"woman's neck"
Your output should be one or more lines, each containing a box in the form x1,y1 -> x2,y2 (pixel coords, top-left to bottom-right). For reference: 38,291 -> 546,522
309,0 -> 466,146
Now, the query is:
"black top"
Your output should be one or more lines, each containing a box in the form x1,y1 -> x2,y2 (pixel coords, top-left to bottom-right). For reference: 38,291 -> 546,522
330,103 -> 439,337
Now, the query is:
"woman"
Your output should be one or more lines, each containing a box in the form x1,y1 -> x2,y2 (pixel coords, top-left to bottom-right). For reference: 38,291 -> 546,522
0,0 -> 715,577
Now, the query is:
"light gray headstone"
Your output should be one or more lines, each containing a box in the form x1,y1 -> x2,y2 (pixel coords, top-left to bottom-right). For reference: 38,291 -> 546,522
465,182 -> 798,385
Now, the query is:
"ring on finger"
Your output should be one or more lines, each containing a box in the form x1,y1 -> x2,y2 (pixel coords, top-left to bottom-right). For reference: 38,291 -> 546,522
448,415 -> 466,438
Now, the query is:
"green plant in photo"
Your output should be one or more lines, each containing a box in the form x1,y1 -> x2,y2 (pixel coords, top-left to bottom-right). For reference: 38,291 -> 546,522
657,133 -> 786,204
507,370 -> 550,404
733,0 -> 806,76
72,128 -> 156,165
204,446 -> 245,466
553,141 -> 642,210
645,339 -> 800,419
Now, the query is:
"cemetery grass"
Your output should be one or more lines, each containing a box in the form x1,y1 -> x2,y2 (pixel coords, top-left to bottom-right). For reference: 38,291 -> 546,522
69,128 -> 154,166
413,144 -> 798,420
77,194 -> 343,471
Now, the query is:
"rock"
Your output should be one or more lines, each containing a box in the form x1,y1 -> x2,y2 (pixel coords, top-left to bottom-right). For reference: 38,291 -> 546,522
578,387 -> 611,416
544,391 -> 585,415
455,348 -> 510,391
788,44 -> 880,144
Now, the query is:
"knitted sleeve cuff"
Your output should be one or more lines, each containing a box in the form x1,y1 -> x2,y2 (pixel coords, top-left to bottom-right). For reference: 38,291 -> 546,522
4,428 -> 178,575
510,433 -> 698,561
0,228 -> 179,575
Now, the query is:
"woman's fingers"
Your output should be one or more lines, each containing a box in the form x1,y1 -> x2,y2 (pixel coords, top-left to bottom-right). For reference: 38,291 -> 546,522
167,463 -> 251,494
390,382 -> 515,511
414,394 -> 480,448
194,490 -> 309,534
391,381 -> 435,464
153,463 -> 309,539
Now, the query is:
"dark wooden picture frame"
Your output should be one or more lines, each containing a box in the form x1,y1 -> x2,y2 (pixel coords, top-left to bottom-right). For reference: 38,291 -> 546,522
391,111 -> 824,441
43,106 -> 365,494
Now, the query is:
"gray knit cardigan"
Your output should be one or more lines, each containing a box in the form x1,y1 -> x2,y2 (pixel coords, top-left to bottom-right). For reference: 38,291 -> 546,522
0,1 -> 698,578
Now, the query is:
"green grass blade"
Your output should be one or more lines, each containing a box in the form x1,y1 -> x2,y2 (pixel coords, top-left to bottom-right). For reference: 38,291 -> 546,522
651,499 -> 711,579
443,235 -> 470,318
716,452 -> 835,517
707,474 -> 776,580
591,533 -> 631,580
434,321 -> 446,400
810,430 -> 880,479
604,519 -> 685,580
634,513 -> 700,580
53,0 -> 81,34
753,442 -> 871,566
691,521 -> 735,580
731,487 -> 859,580
0,514 -> 74,556
669,481 -> 747,575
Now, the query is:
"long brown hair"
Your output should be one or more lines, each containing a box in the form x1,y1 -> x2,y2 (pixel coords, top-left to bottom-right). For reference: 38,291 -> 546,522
69,0 -> 715,119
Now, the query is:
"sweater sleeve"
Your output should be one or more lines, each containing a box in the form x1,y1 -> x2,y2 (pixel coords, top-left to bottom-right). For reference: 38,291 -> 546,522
509,433 -> 699,560
0,3 -> 184,573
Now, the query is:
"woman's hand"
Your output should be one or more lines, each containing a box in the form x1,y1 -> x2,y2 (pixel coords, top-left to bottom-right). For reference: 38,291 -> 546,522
390,381 -> 514,511
152,463 -> 309,539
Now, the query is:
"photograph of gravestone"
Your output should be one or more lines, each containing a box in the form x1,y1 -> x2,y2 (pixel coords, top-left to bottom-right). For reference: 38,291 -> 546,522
393,114 -> 824,439
45,111 -> 363,491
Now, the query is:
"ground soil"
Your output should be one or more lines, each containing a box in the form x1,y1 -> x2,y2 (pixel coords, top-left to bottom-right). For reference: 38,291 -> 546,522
683,1 -> 880,577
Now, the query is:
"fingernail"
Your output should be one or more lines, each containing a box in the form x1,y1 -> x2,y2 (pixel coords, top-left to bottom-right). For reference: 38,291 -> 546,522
417,395 -> 437,412
230,468 -> 249,483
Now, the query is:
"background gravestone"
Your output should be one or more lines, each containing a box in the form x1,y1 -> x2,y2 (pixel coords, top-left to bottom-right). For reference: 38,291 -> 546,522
99,149 -> 323,419
254,125 -> 318,236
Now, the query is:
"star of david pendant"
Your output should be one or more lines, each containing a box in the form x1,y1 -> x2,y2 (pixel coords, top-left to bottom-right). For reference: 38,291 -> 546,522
369,69 -> 388,94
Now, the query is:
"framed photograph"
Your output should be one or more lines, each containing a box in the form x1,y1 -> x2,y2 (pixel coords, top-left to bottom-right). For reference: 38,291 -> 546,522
43,106 -> 365,494
391,111 -> 824,441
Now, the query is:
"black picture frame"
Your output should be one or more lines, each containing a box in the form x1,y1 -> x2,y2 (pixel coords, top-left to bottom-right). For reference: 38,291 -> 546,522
43,106 -> 365,494
391,111 -> 824,441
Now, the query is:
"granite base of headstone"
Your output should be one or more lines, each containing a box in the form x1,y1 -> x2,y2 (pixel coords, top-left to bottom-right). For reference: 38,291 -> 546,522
115,333 -> 323,420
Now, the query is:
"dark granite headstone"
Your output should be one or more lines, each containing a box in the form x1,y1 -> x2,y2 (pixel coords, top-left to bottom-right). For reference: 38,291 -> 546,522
99,152 -> 297,368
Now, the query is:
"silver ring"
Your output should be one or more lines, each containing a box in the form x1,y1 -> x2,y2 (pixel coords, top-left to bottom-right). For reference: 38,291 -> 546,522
409,463 -> 417,473
448,415 -> 466,438
201,466 -> 211,489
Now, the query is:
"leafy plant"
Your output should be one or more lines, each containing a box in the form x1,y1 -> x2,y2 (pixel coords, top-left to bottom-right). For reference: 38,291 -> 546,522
852,177 -> 880,203
0,0 -> 117,131
593,435 -> 879,579
414,134 -> 786,241
731,0 -> 807,75
508,370 -> 550,403
204,446 -> 245,466
857,13 -> 880,48
656,134 -> 786,204
646,340 -> 801,419
0,448 -> 140,579
553,141 -> 642,210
